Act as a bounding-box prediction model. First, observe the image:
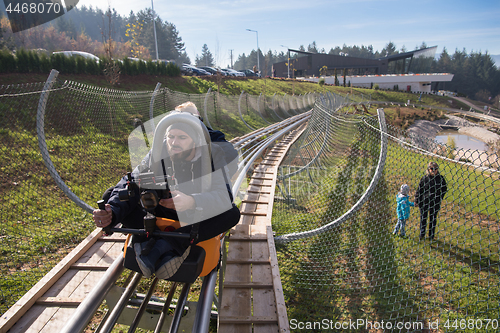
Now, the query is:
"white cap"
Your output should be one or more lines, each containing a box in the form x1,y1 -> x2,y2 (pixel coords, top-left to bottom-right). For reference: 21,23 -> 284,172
400,184 -> 410,196
175,101 -> 200,117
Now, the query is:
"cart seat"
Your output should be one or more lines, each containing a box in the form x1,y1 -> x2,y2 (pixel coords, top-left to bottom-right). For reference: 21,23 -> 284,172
122,218 -> 223,283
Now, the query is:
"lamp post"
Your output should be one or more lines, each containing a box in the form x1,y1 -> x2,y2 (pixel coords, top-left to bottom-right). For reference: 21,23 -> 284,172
280,45 -> 290,79
246,29 -> 259,75
151,0 -> 159,60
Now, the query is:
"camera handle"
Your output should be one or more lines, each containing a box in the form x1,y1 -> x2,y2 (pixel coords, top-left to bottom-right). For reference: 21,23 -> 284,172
97,199 -> 113,236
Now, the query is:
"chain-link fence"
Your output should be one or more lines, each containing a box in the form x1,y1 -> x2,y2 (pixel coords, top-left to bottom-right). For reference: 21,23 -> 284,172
0,71 -> 314,315
273,94 -> 499,332
3,71 -> 498,331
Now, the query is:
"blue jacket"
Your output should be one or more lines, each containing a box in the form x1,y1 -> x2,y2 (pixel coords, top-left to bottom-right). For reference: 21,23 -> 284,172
396,194 -> 414,220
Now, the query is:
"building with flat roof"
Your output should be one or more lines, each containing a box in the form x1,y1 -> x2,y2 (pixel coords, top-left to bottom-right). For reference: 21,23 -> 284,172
273,46 -> 439,78
304,73 -> 454,94
273,46 -> 454,93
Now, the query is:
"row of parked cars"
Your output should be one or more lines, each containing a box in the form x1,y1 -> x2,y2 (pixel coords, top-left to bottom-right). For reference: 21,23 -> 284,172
48,51 -> 260,78
181,64 -> 260,77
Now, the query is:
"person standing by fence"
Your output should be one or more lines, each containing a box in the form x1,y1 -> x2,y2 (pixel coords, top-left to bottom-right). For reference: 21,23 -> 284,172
415,162 -> 448,241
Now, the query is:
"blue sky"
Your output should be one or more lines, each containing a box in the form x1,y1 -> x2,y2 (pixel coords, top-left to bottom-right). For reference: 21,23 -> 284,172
78,0 -> 499,67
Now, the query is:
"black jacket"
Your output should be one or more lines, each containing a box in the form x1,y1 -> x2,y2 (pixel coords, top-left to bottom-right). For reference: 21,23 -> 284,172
208,128 -> 238,178
415,173 -> 447,209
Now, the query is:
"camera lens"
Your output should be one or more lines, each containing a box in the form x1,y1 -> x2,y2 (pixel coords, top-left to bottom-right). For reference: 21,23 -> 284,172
140,190 -> 159,210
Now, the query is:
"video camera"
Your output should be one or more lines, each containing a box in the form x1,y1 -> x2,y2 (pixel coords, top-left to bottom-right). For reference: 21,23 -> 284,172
118,171 -> 177,211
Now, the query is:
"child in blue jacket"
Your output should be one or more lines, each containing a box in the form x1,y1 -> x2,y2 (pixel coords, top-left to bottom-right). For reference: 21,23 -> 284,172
393,184 -> 415,237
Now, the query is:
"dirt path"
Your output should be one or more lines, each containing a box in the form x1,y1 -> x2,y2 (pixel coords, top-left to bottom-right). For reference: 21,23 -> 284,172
451,96 -> 484,112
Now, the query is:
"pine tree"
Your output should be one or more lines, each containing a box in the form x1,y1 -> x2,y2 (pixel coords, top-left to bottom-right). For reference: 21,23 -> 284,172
195,44 -> 214,67
136,8 -> 185,62
307,41 -> 318,53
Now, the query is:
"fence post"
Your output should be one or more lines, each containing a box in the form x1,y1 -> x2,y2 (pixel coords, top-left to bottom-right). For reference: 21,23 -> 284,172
37,69 -> 94,213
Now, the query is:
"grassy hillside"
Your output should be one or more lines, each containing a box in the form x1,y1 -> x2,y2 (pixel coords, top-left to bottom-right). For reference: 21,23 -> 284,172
0,72 -> 465,105
2,72 -> 481,131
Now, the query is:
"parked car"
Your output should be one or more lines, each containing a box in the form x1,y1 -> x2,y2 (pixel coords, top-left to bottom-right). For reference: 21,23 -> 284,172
228,69 -> 245,77
241,69 -> 260,77
221,68 -> 245,77
181,64 -> 193,75
52,51 -> 100,63
220,68 -> 234,76
182,64 -> 212,76
199,66 -> 227,76
153,59 -> 175,65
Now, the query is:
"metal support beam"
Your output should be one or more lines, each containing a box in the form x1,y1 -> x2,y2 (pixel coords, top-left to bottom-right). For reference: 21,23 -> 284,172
59,255 -> 125,333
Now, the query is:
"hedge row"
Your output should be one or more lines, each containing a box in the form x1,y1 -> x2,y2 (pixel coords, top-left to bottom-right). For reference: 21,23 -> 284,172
0,49 -> 181,77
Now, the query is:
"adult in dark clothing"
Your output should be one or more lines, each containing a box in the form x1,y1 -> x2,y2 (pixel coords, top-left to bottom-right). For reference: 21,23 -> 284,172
415,161 -> 447,240
93,112 -> 240,278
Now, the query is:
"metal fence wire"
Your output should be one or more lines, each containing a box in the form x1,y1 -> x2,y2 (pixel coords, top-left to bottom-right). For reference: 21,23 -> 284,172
0,71 -> 314,315
273,94 -> 499,332
1,71 -> 499,333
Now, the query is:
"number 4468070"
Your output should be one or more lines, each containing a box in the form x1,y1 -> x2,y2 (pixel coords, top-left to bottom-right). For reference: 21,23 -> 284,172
444,319 -> 498,330
5,2 -> 61,14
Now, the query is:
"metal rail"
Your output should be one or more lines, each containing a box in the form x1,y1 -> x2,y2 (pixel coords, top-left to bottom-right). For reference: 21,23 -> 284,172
59,255 -> 125,333
19,69 -> 316,332
52,115 -> 311,333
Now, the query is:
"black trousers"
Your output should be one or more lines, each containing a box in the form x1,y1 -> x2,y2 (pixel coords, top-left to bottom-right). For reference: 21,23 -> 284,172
419,204 -> 439,239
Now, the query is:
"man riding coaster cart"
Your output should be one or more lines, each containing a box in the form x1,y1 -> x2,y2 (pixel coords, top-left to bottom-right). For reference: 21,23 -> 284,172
93,109 -> 240,282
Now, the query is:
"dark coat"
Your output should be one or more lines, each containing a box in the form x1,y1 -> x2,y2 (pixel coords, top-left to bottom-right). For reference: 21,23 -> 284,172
415,173 -> 447,210
207,128 -> 238,178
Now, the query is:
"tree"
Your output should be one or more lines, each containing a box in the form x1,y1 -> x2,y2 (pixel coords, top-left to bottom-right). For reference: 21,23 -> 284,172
233,53 -> 247,70
429,48 -> 500,98
195,44 -> 214,67
125,20 -> 145,59
136,9 -> 186,61
100,7 -> 120,85
435,47 -> 451,73
328,46 -> 341,55
319,65 -> 328,76
307,41 -> 318,53
263,49 -> 274,76
236,49 -> 263,72
177,50 -> 191,64
74,31 -> 101,55
381,41 -> 398,57
0,17 -> 15,50
57,17 -> 77,40
164,22 -> 185,60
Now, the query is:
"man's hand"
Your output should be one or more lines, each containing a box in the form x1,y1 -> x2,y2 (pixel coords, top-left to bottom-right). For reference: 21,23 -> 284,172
93,204 -> 112,228
159,190 -> 195,211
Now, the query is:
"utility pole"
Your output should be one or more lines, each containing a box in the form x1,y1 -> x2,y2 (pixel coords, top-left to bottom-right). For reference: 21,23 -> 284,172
246,29 -> 259,74
229,49 -> 234,68
151,0 -> 159,60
